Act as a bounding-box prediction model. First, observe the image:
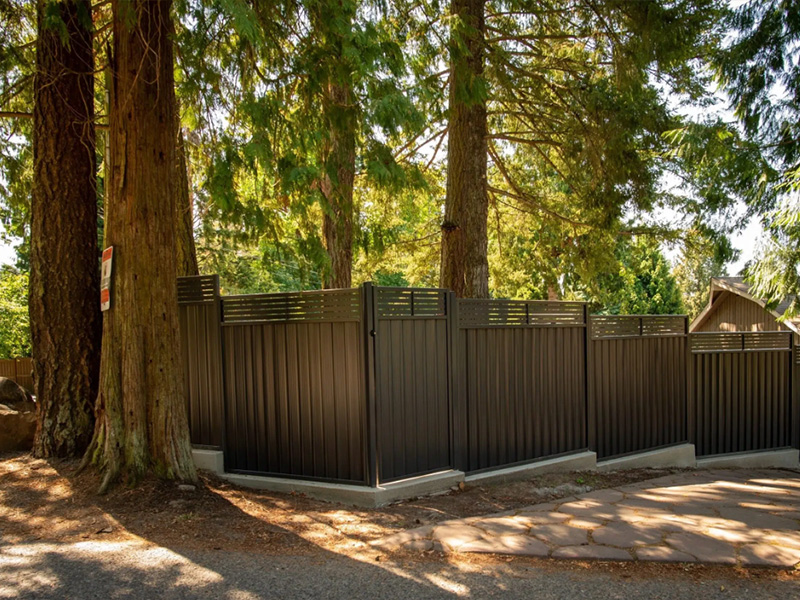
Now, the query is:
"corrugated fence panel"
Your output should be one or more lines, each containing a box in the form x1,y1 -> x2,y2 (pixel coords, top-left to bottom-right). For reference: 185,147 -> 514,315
691,331 -> 792,456
178,275 -> 224,448
374,287 -> 451,482
589,315 -> 688,459
455,300 -> 588,473
222,289 -> 366,484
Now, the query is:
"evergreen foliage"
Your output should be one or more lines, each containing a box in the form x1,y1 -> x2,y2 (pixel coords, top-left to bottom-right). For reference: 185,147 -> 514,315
0,266 -> 29,358
2,0 -> 796,314
716,0 -> 800,316
672,229 -> 732,319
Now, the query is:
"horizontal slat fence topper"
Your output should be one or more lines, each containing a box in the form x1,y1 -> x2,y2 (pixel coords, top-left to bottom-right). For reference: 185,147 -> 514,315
690,331 -> 792,353
459,299 -> 585,328
590,315 -> 686,339
222,288 -> 366,483
691,331 -> 792,456
374,287 -> 451,482
178,275 -> 224,448
454,300 -> 588,473
589,315 -> 688,459
223,289 -> 361,324
375,287 -> 447,318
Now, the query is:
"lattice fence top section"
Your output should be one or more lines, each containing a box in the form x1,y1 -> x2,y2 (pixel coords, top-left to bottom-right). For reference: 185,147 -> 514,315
178,275 -> 219,304
690,331 -> 792,353
590,315 -> 687,339
458,299 -> 586,328
375,287 -> 448,318
222,288 -> 361,324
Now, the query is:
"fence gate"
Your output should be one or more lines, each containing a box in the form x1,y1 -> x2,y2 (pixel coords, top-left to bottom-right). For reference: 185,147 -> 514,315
691,331 -> 793,456
372,286 -> 452,483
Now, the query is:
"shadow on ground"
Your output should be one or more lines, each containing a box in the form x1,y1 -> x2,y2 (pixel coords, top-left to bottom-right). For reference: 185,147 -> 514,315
1,453 -> 799,599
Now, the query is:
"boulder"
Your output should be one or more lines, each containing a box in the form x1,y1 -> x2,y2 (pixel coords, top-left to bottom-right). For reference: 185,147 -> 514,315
0,403 -> 36,452
0,377 -> 34,412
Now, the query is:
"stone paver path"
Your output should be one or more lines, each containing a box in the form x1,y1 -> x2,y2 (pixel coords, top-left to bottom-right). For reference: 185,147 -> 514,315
375,469 -> 800,567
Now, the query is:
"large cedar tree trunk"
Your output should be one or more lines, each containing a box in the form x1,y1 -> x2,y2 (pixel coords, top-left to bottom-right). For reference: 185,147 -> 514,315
30,0 -> 101,457
83,0 -> 196,491
440,0 -> 489,298
320,80 -> 356,289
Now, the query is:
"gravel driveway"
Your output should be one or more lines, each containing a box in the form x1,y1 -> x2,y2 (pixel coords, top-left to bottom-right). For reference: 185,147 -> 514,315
1,538 -> 799,599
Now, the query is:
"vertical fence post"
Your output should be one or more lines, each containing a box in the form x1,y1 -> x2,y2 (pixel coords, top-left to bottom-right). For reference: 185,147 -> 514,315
791,334 -> 799,450
686,318 -> 695,449
213,274 -> 228,467
361,282 -> 379,487
448,290 -> 462,471
584,307 -> 595,453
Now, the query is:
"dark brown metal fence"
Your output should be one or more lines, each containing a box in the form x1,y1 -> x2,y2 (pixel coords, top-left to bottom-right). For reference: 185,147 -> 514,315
453,300 -> 588,473
178,275 -> 224,448
691,331 -> 793,456
177,275 -> 800,486
221,288 -> 367,483
588,315 -> 688,459
373,287 -> 452,482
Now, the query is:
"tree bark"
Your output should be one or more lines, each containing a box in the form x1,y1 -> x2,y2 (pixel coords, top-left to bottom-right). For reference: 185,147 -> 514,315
30,0 -> 101,458
320,79 -> 356,289
310,2 -> 357,290
175,126 -> 198,277
83,0 -> 196,491
440,0 -> 489,298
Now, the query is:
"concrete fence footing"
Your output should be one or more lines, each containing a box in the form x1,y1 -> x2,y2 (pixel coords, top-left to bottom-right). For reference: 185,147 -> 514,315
193,445 -> 799,507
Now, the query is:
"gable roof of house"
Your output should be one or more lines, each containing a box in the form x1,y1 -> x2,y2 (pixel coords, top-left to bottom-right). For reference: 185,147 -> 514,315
689,276 -> 800,334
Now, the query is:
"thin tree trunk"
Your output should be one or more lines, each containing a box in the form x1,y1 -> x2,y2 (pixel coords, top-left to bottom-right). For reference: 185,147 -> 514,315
82,0 -> 196,491
30,0 -> 101,457
440,0 -> 489,298
176,126 -> 198,277
310,2 -> 357,291
320,84 -> 356,290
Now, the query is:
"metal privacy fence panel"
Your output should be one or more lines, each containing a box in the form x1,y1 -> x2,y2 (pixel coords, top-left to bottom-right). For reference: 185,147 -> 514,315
589,315 -> 688,460
221,290 -> 367,483
454,300 -> 588,473
178,274 -> 800,487
374,287 -> 452,482
178,275 -> 224,447
691,331 -> 793,456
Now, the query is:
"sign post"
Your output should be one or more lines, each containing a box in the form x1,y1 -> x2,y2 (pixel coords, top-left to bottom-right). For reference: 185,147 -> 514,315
100,247 -> 113,311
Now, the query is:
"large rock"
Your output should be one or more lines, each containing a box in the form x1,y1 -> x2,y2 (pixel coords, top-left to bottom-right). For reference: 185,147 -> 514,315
0,377 -> 34,412
0,403 -> 36,452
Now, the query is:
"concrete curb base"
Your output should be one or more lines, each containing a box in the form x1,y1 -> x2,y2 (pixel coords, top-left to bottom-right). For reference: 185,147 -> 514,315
221,469 -> 466,508
597,444 -> 697,472
696,448 -> 799,469
464,451 -> 597,486
192,449 -> 225,474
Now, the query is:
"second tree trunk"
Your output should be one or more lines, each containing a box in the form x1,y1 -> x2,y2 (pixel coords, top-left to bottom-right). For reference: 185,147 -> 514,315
441,0 -> 489,298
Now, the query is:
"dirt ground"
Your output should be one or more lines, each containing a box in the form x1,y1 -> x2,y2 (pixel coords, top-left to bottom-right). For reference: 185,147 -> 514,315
1,451 -> 798,585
